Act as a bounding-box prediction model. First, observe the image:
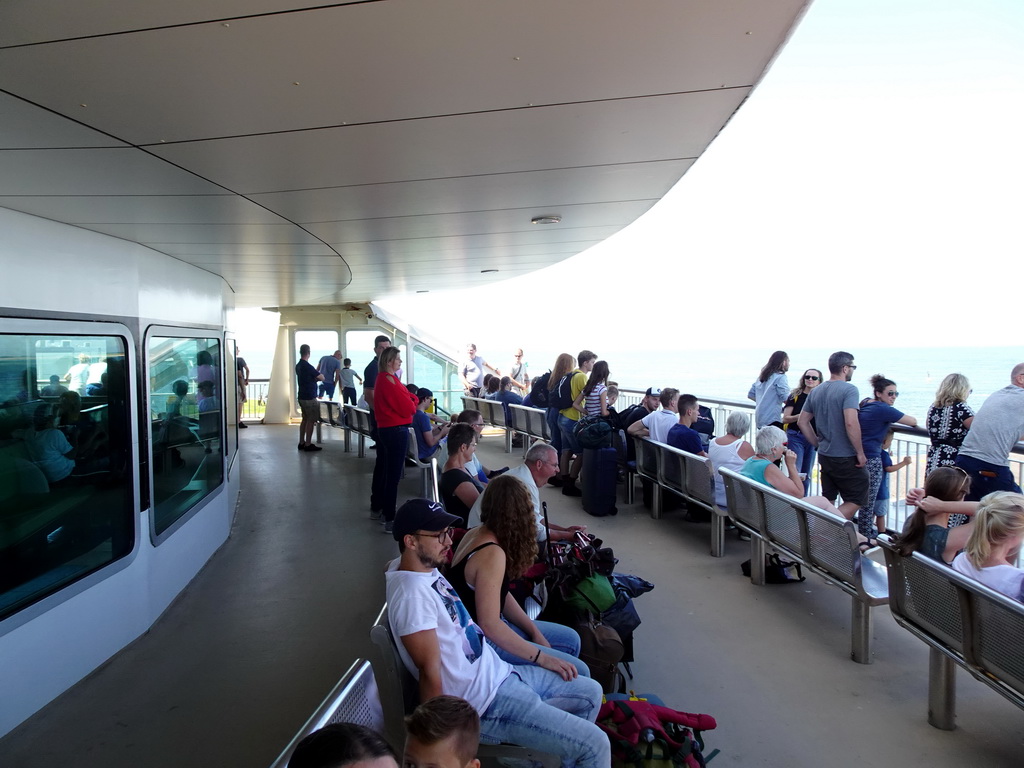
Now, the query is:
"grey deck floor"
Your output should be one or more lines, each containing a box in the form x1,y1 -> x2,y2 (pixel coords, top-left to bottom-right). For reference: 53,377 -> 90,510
2,424 -> 1021,767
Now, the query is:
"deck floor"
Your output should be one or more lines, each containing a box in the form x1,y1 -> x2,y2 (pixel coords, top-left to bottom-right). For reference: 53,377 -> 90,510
1,424 -> 1021,767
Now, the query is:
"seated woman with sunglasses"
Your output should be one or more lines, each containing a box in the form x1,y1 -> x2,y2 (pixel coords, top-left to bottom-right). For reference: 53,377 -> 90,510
446,474 -> 587,679
440,423 -> 485,528
894,466 -> 979,564
741,426 -> 845,516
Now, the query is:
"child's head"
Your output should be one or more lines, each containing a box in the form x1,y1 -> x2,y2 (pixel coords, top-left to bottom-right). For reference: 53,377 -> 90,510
963,491 -> 1024,569
880,427 -> 895,451
288,722 -> 397,768
343,358 -> 352,367
923,466 -> 970,502
404,696 -> 480,768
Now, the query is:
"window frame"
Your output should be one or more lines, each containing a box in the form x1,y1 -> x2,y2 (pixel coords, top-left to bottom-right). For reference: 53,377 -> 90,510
0,317 -> 139,633
145,325 -> 226,546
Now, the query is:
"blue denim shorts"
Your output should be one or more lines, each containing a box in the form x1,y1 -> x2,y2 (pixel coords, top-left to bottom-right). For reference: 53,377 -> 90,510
558,413 -> 581,453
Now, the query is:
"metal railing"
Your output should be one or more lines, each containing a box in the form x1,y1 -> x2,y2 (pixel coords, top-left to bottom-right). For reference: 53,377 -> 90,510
242,378 -> 269,421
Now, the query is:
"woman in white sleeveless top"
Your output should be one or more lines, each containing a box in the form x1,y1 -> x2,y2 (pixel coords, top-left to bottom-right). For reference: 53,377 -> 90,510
708,411 -> 755,507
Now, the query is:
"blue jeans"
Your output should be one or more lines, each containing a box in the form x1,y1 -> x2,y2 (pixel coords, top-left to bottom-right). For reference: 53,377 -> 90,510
373,425 -> 409,521
479,665 -> 608,768
318,381 -> 336,399
558,413 -> 581,454
342,386 -> 357,405
489,620 -> 590,677
546,407 -> 563,453
787,429 -> 816,495
956,454 -> 1022,501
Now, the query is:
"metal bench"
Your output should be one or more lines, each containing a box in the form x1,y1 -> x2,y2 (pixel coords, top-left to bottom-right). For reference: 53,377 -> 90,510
267,658 -> 386,767
720,467 -> 889,664
461,396 -> 513,452
342,404 -> 372,457
508,403 -> 550,457
369,605 -> 558,768
405,429 -> 440,500
631,438 -> 728,556
878,538 -> 1024,729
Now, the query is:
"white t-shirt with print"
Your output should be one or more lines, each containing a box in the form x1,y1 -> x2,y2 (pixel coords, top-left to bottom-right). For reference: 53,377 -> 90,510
386,568 -> 512,713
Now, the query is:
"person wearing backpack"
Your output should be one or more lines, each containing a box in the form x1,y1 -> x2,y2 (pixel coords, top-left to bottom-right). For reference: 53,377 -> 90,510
542,353 -> 575,487
555,350 -> 597,498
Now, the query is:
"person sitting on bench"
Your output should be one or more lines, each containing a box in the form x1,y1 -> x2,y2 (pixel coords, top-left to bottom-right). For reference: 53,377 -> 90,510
385,498 -> 608,768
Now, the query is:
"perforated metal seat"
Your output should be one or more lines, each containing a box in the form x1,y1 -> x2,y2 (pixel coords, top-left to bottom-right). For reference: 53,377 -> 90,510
267,659 -> 386,768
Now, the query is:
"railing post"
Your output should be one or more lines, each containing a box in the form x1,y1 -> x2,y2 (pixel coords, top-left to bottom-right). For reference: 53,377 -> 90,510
927,648 -> 957,730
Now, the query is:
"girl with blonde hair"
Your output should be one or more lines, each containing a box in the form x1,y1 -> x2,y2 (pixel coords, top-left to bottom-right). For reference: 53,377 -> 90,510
951,491 -> 1024,601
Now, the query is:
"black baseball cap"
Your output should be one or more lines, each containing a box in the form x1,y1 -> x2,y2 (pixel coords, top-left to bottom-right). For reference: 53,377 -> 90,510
645,387 -> 662,397
393,498 -> 460,542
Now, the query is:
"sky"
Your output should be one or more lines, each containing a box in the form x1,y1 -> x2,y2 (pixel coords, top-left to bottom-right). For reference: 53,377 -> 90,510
237,0 -> 1024,361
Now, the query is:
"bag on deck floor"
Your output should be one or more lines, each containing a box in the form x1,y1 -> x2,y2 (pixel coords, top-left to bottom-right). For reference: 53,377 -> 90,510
597,697 -> 718,768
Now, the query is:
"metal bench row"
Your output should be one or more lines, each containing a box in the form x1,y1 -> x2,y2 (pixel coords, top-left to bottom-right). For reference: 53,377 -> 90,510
269,617 -> 554,768
719,467 -> 889,664
461,397 -> 550,455
878,536 -> 1024,729
631,437 -> 726,555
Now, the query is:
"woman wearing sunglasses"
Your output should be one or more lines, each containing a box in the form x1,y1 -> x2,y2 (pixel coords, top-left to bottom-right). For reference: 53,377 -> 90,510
781,368 -> 822,494
857,374 -> 918,542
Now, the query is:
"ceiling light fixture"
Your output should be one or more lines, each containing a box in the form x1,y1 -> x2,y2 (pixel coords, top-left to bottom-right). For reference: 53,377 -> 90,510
531,215 -> 562,225
480,269 -> 499,274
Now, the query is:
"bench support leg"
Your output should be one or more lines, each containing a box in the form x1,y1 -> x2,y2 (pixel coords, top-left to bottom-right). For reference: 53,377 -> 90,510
419,468 -> 430,498
624,471 -> 635,505
344,426 -> 352,452
851,600 -> 873,664
710,513 -> 725,557
357,434 -> 365,459
749,537 -> 766,585
927,648 -> 956,730
315,421 -> 322,444
504,429 -> 512,453
651,484 -> 662,519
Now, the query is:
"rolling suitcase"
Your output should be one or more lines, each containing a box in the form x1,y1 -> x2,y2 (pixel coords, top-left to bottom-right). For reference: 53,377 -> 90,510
582,446 -> 618,517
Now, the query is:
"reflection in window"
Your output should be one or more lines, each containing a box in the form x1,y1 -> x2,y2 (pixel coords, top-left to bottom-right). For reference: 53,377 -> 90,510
0,333 -> 132,620
149,337 -> 223,536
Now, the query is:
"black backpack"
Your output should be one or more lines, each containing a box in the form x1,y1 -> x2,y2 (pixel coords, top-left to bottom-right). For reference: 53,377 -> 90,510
549,373 -> 576,411
530,371 -> 551,408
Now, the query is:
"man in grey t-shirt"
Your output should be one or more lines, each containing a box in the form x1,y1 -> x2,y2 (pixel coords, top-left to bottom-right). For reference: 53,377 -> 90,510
955,363 -> 1024,500
798,351 -> 868,521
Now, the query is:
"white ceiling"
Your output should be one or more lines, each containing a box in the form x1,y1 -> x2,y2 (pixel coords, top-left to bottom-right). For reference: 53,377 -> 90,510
0,0 -> 810,310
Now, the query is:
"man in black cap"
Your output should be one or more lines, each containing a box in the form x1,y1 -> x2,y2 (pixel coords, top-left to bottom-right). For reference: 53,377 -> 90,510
620,387 -> 661,464
385,499 -> 608,767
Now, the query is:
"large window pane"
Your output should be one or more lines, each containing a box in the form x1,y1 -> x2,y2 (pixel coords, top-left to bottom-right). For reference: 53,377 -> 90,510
149,337 -> 223,536
0,333 -> 132,619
